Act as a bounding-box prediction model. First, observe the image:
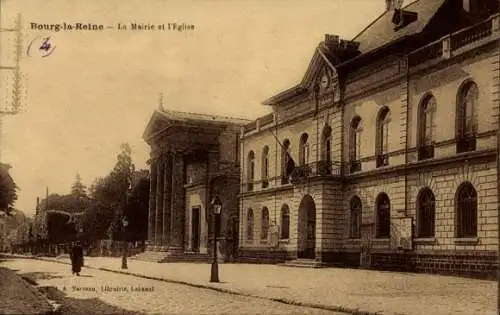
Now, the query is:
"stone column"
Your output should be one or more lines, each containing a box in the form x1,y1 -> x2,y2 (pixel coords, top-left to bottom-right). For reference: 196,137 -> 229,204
155,155 -> 165,248
148,158 -> 157,249
162,153 -> 173,248
169,153 -> 186,250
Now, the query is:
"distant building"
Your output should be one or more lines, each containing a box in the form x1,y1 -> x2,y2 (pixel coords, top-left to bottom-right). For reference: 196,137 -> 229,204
139,109 -> 250,262
238,0 -> 500,277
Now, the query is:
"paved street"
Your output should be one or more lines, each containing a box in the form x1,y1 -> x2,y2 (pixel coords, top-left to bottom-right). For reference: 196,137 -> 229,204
23,255 -> 498,315
0,258 -> 344,315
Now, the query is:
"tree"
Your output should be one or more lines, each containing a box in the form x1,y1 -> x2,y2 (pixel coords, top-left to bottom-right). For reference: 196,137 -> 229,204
124,175 -> 150,241
80,143 -> 135,241
107,143 -> 135,239
71,173 -> 87,198
0,164 -> 18,215
80,177 -> 116,240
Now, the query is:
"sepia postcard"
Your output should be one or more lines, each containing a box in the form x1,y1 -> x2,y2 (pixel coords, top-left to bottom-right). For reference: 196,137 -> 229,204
0,0 -> 499,314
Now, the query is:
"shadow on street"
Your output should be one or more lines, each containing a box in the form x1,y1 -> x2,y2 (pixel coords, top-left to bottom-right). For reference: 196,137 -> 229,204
20,272 -> 144,315
38,285 -> 144,315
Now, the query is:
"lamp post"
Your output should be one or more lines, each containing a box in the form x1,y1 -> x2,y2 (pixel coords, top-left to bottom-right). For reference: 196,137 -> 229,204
121,216 -> 129,269
210,196 -> 222,283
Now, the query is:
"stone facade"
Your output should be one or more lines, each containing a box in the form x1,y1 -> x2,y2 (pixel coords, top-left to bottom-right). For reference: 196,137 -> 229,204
141,109 -> 249,262
238,1 -> 500,277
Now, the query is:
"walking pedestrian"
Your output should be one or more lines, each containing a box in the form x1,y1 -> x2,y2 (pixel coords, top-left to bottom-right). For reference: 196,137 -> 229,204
70,241 -> 84,276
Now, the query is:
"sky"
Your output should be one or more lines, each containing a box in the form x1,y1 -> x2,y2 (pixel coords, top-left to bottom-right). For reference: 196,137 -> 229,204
0,0 -> 399,217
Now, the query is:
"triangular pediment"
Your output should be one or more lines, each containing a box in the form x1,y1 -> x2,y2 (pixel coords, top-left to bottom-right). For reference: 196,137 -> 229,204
263,42 -> 343,106
301,43 -> 340,90
142,110 -> 172,143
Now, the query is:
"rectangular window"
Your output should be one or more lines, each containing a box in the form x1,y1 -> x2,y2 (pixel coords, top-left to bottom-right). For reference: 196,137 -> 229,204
425,113 -> 432,144
356,131 -> 361,160
264,158 -> 268,178
281,219 -> 289,239
350,210 -> 361,239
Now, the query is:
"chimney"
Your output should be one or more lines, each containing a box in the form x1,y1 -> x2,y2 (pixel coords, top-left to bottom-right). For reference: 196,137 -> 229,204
386,0 -> 404,12
386,0 -> 395,11
324,34 -> 340,51
325,34 -> 339,45
463,0 -> 470,12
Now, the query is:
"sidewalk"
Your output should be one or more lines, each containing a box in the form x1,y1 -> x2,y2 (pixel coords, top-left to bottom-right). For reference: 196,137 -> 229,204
0,266 -> 54,314
13,254 -> 497,315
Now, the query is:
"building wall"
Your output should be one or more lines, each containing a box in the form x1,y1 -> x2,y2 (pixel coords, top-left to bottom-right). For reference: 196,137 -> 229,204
344,83 -> 405,169
238,14 -> 500,277
407,45 -> 499,160
241,105 -> 341,189
219,130 -> 240,164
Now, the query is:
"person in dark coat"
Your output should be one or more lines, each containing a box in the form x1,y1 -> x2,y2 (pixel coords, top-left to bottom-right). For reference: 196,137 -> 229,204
70,241 -> 84,276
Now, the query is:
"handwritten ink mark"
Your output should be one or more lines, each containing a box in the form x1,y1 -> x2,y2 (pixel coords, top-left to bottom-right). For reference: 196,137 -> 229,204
27,36 -> 56,58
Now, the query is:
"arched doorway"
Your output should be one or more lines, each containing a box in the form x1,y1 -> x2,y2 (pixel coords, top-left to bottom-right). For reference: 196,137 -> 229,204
297,195 -> 316,259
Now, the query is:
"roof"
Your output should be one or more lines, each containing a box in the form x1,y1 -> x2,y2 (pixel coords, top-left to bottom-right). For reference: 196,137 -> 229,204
352,0 -> 447,54
143,108 -> 251,142
262,0 -> 449,106
262,43 -> 336,106
158,109 -> 251,126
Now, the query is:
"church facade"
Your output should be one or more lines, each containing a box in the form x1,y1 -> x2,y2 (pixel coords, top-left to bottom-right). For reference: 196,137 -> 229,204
141,108 -> 249,262
238,0 -> 500,277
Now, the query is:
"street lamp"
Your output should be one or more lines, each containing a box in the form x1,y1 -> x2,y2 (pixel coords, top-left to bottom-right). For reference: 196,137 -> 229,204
121,216 -> 129,269
210,196 -> 222,283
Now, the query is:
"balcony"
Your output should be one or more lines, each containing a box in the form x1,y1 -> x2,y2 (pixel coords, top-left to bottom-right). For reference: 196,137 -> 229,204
246,182 -> 254,192
349,160 -> 361,173
281,175 -> 290,185
408,14 -> 499,66
418,145 -> 435,160
456,136 -> 476,154
451,18 -> 492,51
376,154 -> 389,168
290,160 -> 341,184
261,179 -> 269,189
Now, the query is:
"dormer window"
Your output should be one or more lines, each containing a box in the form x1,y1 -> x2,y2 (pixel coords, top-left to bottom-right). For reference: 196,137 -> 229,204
386,0 -> 418,31
391,9 -> 418,30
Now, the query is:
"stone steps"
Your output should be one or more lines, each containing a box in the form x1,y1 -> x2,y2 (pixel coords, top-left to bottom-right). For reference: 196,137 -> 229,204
130,250 -> 210,263
279,259 -> 327,269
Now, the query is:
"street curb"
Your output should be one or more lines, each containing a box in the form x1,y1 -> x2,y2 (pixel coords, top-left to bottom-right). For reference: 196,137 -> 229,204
98,267 -> 382,315
18,256 -> 383,315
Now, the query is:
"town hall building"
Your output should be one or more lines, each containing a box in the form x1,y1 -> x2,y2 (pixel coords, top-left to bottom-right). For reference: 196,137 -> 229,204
238,0 -> 500,277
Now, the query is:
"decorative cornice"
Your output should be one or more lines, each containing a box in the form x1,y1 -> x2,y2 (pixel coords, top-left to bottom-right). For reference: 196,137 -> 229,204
346,149 -> 496,182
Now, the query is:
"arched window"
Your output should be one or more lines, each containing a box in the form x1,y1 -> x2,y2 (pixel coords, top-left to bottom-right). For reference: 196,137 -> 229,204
247,208 -> 254,241
247,151 -> 255,191
350,116 -> 362,172
456,81 -> 478,153
417,188 -> 435,238
456,182 -> 477,238
418,95 -> 436,160
261,207 -> 269,240
376,107 -> 390,167
350,196 -> 362,239
299,133 -> 309,165
281,139 -> 292,184
261,146 -> 269,188
280,204 -> 290,239
321,125 -> 332,162
376,193 -> 390,238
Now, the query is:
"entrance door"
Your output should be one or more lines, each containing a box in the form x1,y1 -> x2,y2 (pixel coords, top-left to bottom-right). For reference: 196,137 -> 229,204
297,195 -> 316,259
191,207 -> 200,252
304,210 -> 316,258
